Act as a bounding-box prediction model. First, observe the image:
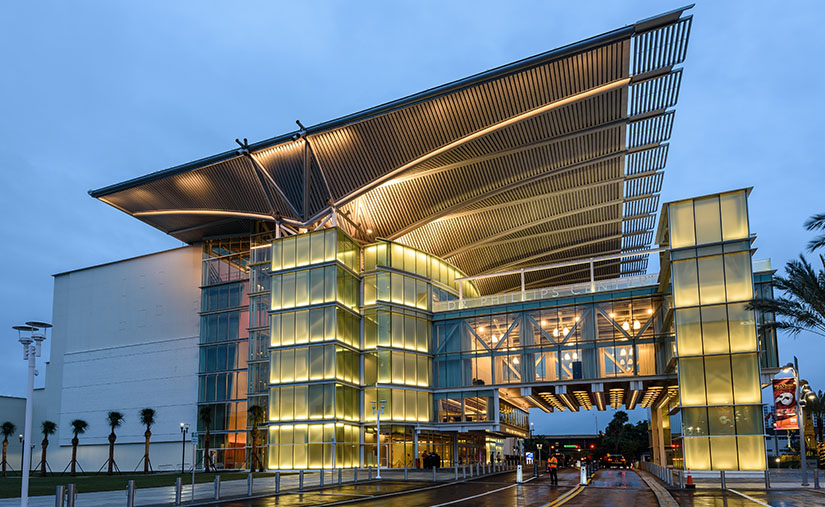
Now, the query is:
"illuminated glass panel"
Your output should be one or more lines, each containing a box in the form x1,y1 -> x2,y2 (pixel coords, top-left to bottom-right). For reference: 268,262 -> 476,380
669,200 -> 696,248
704,356 -> 733,405
700,305 -> 729,355
724,252 -> 753,302
697,256 -> 725,305
678,357 -> 706,406
720,192 -> 749,241
672,259 -> 699,307
709,436 -> 738,470
737,436 -> 766,471
727,304 -> 757,353
675,308 -> 702,356
694,196 -> 722,245
730,354 -> 761,404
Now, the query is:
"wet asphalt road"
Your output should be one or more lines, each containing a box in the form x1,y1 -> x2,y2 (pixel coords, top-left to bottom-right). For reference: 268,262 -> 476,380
215,468 -> 656,507
672,488 -> 825,506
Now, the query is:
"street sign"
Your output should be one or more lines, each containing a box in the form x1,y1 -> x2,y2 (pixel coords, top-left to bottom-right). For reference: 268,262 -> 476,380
191,431 -> 198,444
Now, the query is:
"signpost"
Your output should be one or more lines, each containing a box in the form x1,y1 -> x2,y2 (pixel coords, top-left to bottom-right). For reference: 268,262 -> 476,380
191,432 -> 197,501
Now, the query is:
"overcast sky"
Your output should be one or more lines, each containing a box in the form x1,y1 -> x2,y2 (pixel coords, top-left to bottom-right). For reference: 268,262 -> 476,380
1,1 -> 823,434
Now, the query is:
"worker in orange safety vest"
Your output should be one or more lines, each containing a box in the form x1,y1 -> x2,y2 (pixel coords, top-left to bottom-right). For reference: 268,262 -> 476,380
547,455 -> 559,485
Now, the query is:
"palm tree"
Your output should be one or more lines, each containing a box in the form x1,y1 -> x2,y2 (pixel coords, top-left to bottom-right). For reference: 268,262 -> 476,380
39,420 -> 57,477
106,411 -> 125,475
139,408 -> 156,473
749,255 -> 825,338
247,405 -> 265,472
69,419 -> 88,476
198,406 -> 213,472
1,421 -> 16,477
804,213 -> 825,252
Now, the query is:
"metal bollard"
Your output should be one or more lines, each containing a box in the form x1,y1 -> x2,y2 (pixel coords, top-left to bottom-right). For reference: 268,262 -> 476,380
214,475 -> 221,501
463,464 -> 466,479
175,477 -> 182,505
720,470 -> 726,490
248,473 -> 254,496
814,468 -> 820,489
320,469 -> 325,488
404,467 -> 408,481
338,468 -> 343,485
66,484 -> 76,507
299,470 -> 304,491
276,471 -> 280,493
126,480 -> 135,507
455,464 -> 458,481
55,485 -> 65,507
432,465 -> 437,482
765,469 -> 771,489
477,463 -> 480,476
354,468 -> 358,483
678,470 -> 684,489
368,466 -> 372,480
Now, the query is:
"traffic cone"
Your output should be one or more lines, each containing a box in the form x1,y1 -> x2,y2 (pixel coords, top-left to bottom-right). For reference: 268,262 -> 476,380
685,468 -> 695,489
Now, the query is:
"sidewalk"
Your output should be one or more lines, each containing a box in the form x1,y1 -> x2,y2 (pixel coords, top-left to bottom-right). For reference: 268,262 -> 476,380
0,464 -> 515,507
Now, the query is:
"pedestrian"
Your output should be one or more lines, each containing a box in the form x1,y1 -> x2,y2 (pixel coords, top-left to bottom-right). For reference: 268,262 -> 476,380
547,455 -> 559,485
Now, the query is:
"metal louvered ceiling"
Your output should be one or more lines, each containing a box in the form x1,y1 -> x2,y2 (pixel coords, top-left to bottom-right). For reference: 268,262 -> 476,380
90,6 -> 692,294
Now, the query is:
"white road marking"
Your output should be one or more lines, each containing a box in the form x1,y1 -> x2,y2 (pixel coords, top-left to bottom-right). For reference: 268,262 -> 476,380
727,488 -> 772,507
427,476 -> 536,507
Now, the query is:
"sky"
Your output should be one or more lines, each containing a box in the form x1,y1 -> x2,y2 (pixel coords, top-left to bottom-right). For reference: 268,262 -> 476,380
1,1 -> 824,435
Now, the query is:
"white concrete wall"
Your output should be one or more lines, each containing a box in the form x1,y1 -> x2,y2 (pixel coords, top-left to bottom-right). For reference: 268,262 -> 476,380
33,246 -> 202,472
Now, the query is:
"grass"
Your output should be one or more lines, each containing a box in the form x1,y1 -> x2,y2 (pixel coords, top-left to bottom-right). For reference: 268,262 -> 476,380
0,471 -> 281,498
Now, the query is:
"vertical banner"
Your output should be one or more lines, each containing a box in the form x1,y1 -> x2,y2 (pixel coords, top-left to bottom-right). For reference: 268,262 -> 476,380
773,378 -> 798,430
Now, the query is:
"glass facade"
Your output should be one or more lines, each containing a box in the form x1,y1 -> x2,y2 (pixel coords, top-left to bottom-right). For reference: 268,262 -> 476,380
666,190 -> 767,471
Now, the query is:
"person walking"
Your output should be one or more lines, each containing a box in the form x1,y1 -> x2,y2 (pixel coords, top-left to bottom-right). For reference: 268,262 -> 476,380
547,455 -> 559,485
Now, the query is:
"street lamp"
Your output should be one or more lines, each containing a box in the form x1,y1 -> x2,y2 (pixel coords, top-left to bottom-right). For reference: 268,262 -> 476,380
536,443 -> 543,477
180,423 -> 189,474
370,400 -> 386,479
780,359 -> 809,486
14,321 -> 51,507
18,435 -> 23,476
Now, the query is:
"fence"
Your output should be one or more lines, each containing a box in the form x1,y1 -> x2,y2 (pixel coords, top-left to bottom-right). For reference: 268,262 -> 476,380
50,462 -> 520,506
642,461 -> 823,490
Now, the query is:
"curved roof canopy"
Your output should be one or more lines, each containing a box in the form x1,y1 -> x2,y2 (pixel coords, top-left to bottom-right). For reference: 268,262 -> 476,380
91,6 -> 692,295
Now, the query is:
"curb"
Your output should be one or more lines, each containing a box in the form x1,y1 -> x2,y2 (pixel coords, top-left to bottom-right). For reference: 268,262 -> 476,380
637,470 -> 679,507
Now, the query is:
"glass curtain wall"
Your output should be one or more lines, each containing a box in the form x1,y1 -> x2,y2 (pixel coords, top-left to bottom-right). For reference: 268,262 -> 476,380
267,228 -> 362,469
199,238 -> 251,469
667,190 -> 766,471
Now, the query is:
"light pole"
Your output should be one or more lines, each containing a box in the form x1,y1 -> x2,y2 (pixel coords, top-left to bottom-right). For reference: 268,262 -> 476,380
18,435 -> 23,476
180,423 -> 189,475
781,359 -> 808,486
536,443 -> 543,477
14,321 -> 51,507
370,400 -> 385,479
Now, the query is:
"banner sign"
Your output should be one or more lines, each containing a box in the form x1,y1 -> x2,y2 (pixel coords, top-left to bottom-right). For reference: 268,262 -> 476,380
773,378 -> 798,430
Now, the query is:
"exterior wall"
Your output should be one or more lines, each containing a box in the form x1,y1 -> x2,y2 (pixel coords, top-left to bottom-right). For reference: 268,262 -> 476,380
666,190 -> 766,471
0,396 -> 26,472
35,246 -> 201,472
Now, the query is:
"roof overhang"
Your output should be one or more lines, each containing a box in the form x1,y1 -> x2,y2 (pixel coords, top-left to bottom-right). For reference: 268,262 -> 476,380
90,6 -> 693,294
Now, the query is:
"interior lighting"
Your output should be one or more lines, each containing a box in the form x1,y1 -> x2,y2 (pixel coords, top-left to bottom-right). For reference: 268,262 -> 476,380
622,321 -> 631,331
572,352 -> 578,360
562,327 -> 570,335
513,357 -> 520,365
564,353 -> 571,361
366,229 -> 373,234
620,349 -> 627,357
633,320 -> 641,330
575,316 -> 580,322
609,313 -> 615,319
553,328 -> 559,338
541,320 -> 547,326
491,335 -> 498,344
478,327 -> 485,333
647,309 -> 653,315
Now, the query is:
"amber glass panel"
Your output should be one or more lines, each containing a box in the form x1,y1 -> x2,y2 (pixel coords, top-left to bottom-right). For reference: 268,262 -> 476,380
294,385 -> 308,419
675,308 -> 702,356
682,407 -> 708,436
392,389 -> 404,420
678,357 -> 707,406
271,275 -> 281,310
296,234 -> 310,267
694,196 -> 722,245
709,436 -> 738,470
700,305 -> 729,355
730,354 -> 761,404
720,192 -> 749,241
724,252 -> 753,302
272,241 -> 282,271
294,347 -> 308,382
282,237 -> 296,270
734,405 -> 763,435
707,406 -> 736,435
271,314 -> 281,347
704,356 -> 733,405
698,256 -> 726,305
310,231 -> 325,265
727,303 -> 757,352
669,200 -> 696,248
672,259 -> 699,307
295,311 -> 308,345
684,437 -> 711,470
281,312 -> 294,346
737,436 -> 766,470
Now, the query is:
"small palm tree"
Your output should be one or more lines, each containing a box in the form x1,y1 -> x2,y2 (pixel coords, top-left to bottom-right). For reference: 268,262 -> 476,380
749,255 -> 825,338
807,390 -> 825,444
69,419 -> 88,476
106,411 -> 125,475
40,421 -> 57,477
199,406 -> 213,472
139,408 -> 156,473
1,421 -> 16,477
247,405 -> 265,472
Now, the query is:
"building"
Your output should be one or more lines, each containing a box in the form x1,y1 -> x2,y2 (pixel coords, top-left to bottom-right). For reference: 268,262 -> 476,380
33,6 -> 780,473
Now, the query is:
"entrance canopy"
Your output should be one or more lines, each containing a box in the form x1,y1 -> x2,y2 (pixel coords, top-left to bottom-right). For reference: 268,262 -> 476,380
90,7 -> 692,295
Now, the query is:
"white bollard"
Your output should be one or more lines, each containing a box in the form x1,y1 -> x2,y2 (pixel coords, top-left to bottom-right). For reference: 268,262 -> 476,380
516,464 -> 523,483
580,464 -> 587,485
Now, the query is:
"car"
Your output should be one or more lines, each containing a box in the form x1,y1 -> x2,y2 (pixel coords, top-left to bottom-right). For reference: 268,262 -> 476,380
601,454 -> 629,469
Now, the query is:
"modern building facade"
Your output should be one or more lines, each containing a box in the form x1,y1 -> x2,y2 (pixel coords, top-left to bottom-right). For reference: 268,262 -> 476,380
31,6 -> 781,473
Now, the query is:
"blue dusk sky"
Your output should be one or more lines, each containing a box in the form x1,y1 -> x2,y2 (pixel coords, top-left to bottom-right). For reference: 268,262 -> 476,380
1,1 -> 823,434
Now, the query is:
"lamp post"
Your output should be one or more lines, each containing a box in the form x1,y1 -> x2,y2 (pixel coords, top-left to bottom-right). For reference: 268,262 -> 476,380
370,400 -> 385,479
536,443 -> 543,477
781,359 -> 808,486
14,321 -> 51,507
180,423 -> 189,475
18,435 -> 23,476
